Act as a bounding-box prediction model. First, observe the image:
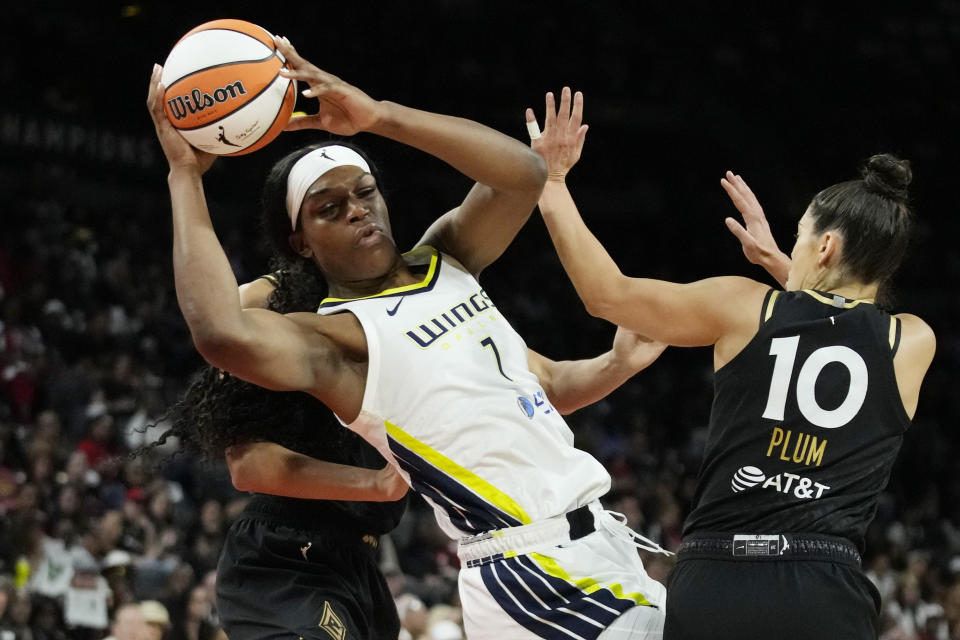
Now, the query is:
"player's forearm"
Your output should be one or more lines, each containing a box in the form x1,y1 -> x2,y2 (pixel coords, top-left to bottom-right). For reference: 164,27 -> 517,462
226,442 -> 396,501
168,168 -> 246,353
538,180 -> 629,316
369,101 -> 546,193
543,352 -> 637,414
238,276 -> 277,309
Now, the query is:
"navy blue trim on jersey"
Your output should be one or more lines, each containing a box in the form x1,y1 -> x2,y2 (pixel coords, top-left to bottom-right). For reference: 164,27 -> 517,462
479,562 -> 564,638
478,554 -> 642,639
481,562 -> 598,639
516,556 -> 640,624
387,436 -> 522,534
511,556 -> 637,620
317,247 -> 442,310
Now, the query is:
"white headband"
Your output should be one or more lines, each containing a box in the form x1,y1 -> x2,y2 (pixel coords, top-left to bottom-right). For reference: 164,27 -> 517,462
285,146 -> 372,230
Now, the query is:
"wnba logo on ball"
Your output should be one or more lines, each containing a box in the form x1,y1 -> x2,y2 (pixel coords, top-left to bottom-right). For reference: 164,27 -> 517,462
166,81 -> 248,121
731,466 -> 766,492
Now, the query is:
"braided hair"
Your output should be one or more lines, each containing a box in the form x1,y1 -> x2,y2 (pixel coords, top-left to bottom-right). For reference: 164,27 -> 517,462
152,141 -> 387,462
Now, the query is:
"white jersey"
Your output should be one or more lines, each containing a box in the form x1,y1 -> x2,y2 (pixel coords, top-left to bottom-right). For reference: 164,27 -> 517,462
317,246 -> 612,540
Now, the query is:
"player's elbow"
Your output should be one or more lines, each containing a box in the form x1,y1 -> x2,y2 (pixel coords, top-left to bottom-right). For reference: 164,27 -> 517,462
225,443 -> 275,493
582,292 -> 619,323
526,151 -> 548,190
576,274 -> 628,322
229,471 -> 251,493
225,445 -> 254,492
554,401 -> 579,416
503,148 -> 547,193
582,296 -> 604,319
191,326 -> 249,371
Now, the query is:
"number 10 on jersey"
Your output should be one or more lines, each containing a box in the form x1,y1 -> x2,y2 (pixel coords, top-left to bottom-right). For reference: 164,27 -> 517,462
762,336 -> 868,429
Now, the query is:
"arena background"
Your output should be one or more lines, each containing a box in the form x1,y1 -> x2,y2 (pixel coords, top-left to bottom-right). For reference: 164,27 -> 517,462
1,2 -> 958,638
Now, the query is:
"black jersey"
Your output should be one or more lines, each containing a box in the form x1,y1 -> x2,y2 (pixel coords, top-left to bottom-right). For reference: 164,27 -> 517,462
241,271 -> 408,534
683,289 -> 909,549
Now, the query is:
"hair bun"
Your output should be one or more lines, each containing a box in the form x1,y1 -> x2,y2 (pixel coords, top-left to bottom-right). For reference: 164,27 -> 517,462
862,153 -> 912,200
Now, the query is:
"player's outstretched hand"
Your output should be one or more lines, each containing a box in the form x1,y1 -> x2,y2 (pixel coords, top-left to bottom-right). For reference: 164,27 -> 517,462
612,326 -> 667,374
526,87 -> 588,181
275,36 -> 386,136
147,64 -> 216,174
721,171 -> 790,286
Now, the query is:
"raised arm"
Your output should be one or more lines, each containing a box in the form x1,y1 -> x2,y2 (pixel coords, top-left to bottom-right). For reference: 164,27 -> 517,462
275,37 -> 546,276
528,88 -> 768,351
527,327 -> 666,415
147,66 -> 352,405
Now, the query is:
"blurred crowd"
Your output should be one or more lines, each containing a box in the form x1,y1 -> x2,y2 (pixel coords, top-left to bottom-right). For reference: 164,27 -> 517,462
1,157 -> 958,640
2,4 -> 960,638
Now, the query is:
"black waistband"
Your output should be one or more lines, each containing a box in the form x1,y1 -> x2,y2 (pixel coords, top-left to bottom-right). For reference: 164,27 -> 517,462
678,532 -> 861,567
566,505 -> 596,540
239,495 -> 379,548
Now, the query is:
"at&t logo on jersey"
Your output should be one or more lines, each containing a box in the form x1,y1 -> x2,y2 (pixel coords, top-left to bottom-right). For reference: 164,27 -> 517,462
731,466 -> 765,491
731,465 -> 831,500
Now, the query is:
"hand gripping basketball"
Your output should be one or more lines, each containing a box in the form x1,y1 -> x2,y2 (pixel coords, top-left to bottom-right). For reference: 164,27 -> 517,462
147,64 -> 216,174
159,20 -> 297,156
275,37 -> 386,136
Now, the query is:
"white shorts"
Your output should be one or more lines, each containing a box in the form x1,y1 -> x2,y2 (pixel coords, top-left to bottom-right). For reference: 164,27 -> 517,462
457,502 -> 666,640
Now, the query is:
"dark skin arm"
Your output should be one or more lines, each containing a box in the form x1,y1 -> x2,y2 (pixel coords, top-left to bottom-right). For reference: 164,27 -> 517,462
220,279 -> 407,501
225,442 -> 407,501
241,276 -> 665,420
275,37 -> 547,277
148,65 -> 356,418
150,33 -> 546,417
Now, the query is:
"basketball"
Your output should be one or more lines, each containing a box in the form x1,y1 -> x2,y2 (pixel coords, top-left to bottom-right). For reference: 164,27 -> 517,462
161,19 -> 297,156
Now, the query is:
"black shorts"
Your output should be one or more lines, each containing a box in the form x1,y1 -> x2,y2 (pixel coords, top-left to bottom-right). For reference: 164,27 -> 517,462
664,533 -> 881,640
216,511 -> 400,640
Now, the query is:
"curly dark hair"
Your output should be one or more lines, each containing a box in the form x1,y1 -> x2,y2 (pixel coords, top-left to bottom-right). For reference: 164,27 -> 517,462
149,140 -> 388,462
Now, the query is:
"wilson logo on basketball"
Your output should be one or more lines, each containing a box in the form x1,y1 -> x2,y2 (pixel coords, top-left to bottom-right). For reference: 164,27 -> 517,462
166,81 -> 248,120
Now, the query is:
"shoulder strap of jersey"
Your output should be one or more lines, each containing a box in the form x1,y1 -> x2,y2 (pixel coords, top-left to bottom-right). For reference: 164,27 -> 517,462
759,288 -> 781,327
316,246 -> 442,311
889,315 -> 902,355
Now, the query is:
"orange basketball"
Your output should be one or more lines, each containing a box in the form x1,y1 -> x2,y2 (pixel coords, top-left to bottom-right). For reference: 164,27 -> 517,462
160,19 -> 297,156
